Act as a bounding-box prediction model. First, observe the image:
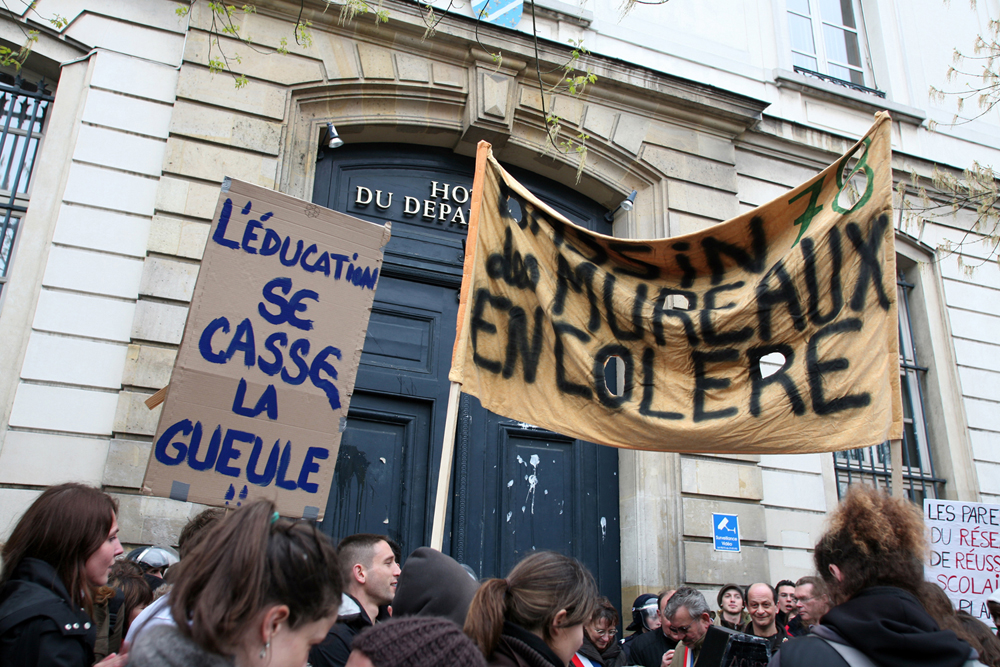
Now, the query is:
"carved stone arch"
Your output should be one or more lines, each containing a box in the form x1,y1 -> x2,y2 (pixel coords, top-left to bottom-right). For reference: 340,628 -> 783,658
278,47 -> 701,220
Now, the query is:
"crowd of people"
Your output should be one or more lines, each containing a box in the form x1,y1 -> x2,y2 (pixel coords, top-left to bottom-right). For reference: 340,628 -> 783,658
1,482 -> 1000,667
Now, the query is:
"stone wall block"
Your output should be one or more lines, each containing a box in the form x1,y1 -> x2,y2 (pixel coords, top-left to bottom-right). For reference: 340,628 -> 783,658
766,548 -> 816,584
684,541 -> 769,585
463,63 -> 517,148
0,489 -> 43,540
170,101 -> 282,155
0,432 -> 109,487
113,493 -> 144,544
551,95 -> 584,127
396,53 -> 430,82
176,67 -> 287,120
518,85 -> 543,111
642,145 -> 738,193
112,494 -> 201,547
646,124 -> 736,164
763,508 -> 826,549
432,62 -> 465,88
583,105 -> 616,139
122,344 -> 177,390
483,73 -> 511,119
613,113 -> 650,155
668,210 -> 718,237
139,256 -> 200,302
358,43 -> 396,79
147,215 -> 211,260
163,138 -> 278,189
114,390 -> 161,436
682,497 -> 766,542
104,439 -> 153,488
680,457 -> 763,500
666,179 -> 740,222
314,33 -> 361,80
155,176 -> 226,221
184,30 -> 323,85
735,149 -> 818,190
131,300 -> 189,345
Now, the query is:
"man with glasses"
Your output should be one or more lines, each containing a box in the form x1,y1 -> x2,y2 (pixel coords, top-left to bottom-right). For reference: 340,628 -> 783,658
793,576 -> 831,633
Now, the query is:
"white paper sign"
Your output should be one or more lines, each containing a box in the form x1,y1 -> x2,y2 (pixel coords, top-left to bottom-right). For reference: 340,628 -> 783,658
924,498 -> 1000,627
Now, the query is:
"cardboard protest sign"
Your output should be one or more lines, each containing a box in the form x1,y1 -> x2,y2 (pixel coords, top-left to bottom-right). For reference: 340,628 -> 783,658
143,178 -> 390,518
450,112 -> 900,454
925,498 -> 1000,627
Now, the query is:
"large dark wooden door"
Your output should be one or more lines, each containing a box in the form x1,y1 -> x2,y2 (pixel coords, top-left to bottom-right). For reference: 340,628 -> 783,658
313,144 -> 621,603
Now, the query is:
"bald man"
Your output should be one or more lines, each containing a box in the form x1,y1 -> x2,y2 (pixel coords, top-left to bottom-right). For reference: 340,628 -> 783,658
744,583 -> 788,654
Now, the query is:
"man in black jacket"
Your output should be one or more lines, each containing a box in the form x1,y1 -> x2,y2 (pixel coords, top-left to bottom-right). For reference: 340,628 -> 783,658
744,583 -> 788,654
627,589 -> 683,667
309,534 -> 400,667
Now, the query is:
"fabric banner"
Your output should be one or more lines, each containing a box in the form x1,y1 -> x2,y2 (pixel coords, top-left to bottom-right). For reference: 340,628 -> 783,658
450,112 -> 901,454
143,178 -> 390,518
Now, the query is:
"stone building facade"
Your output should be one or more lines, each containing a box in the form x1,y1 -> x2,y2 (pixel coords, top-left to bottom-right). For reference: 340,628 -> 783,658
0,0 -> 997,612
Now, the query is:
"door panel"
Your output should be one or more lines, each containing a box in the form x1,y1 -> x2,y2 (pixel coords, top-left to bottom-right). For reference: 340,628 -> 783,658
326,394 -> 432,549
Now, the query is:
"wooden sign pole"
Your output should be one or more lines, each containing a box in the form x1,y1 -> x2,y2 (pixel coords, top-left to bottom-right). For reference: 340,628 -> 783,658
430,381 -> 462,550
890,439 -> 904,499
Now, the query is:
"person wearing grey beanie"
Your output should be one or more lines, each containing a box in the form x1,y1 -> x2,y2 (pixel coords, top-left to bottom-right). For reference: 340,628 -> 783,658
345,616 -> 487,667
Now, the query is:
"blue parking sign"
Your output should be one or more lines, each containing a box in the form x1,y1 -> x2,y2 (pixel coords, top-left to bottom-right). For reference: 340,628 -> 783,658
713,513 -> 740,552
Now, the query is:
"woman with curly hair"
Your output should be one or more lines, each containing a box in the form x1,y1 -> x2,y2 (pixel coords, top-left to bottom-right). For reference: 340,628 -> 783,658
772,485 -> 979,667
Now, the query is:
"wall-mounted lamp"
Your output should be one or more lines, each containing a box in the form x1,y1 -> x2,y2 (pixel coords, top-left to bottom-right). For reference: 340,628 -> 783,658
604,190 -> 637,223
326,122 -> 344,149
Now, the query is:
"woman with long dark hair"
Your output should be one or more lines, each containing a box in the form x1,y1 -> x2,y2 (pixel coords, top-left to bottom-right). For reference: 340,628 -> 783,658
464,551 -> 599,667
128,499 -> 342,667
0,482 -> 126,667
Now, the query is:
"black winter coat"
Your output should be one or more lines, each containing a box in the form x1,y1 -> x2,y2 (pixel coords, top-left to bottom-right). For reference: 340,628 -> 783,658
577,634 -> 622,666
771,587 -> 978,667
624,628 -> 676,667
0,558 -> 97,667
309,593 -> 391,667
488,622 -> 565,667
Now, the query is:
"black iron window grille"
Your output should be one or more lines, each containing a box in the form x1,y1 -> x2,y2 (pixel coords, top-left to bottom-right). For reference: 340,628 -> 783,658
0,73 -> 53,302
834,273 -> 944,503
792,65 -> 886,98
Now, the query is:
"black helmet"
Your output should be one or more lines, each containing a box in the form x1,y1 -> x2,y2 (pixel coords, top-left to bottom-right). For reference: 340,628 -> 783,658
627,593 -> 659,632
